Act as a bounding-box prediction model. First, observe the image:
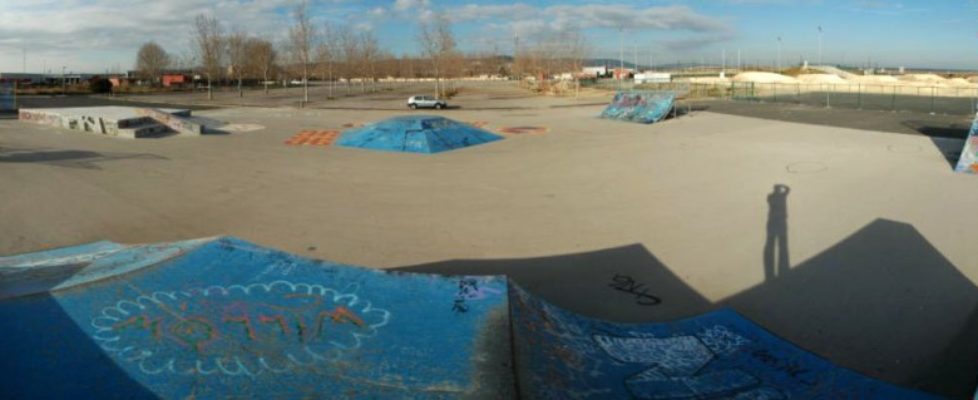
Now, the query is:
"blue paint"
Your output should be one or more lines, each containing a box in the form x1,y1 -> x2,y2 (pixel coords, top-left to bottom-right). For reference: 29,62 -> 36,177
0,237 -> 510,399
509,283 -> 937,400
336,115 -> 503,154
600,91 -> 675,124
0,238 -> 940,398
954,112 -> 978,174
0,82 -> 13,111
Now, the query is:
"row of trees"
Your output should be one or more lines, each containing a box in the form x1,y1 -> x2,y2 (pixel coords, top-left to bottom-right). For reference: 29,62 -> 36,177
135,2 -> 590,100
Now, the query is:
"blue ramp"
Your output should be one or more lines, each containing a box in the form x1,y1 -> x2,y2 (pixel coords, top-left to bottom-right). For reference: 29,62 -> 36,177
955,112 -> 978,174
0,238 -> 511,399
336,115 -> 503,154
509,283 -> 936,400
601,91 -> 675,124
0,239 -> 941,398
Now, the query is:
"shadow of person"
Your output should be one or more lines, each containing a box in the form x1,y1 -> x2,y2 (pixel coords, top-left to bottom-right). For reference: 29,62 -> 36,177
764,184 -> 790,281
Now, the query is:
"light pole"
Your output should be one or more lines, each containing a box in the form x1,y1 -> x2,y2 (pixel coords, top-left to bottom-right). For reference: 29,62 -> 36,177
776,36 -> 782,71
61,66 -> 66,95
817,26 -> 823,65
618,27 -> 624,88
721,48 -> 726,78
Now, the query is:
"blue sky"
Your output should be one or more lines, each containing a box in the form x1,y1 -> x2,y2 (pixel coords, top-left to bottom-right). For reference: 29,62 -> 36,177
0,0 -> 976,73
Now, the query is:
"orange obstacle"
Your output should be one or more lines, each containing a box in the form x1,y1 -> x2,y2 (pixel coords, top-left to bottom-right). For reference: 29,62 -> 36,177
284,130 -> 341,147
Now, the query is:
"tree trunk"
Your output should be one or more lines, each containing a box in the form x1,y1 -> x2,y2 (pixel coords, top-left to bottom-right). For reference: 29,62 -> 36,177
238,77 -> 243,98
263,70 -> 269,95
302,65 -> 309,104
207,76 -> 213,100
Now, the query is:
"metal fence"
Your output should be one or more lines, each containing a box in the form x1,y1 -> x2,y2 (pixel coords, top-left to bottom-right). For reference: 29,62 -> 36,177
729,82 -> 978,115
584,79 -> 978,116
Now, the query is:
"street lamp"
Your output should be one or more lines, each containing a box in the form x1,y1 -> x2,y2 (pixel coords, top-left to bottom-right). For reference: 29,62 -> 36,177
61,66 -> 66,95
776,37 -> 782,71
817,26 -> 823,66
618,27 -> 624,87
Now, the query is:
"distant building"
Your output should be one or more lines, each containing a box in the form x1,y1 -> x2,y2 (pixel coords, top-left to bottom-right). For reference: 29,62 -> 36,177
0,72 -> 47,84
162,73 -> 190,87
634,72 -> 671,84
0,72 -> 93,85
611,68 -> 634,79
582,66 -> 608,78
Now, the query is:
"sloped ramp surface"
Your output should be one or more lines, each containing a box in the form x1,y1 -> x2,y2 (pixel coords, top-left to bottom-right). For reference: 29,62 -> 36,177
601,91 -> 675,124
955,112 -> 978,174
0,238 -> 939,399
509,283 -> 937,399
336,115 -> 503,154
0,237 -> 511,399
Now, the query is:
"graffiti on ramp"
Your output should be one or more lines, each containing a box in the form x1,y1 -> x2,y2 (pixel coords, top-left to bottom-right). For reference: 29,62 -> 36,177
601,91 -> 676,124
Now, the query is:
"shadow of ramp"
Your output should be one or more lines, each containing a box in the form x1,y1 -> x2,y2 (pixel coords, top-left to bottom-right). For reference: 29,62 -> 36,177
902,120 -> 970,139
396,244 -> 712,323
0,148 -> 167,170
723,218 -> 978,398
0,240 -> 164,399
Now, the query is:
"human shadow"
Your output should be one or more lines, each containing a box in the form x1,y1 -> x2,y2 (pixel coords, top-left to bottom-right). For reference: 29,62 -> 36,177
396,217 -> 977,397
763,184 -> 791,281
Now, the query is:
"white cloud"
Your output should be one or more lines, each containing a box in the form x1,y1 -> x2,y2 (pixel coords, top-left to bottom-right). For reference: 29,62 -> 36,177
0,0 -> 294,72
393,0 -> 430,12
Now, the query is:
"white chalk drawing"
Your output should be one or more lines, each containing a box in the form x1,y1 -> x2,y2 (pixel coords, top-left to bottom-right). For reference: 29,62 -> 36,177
698,325 -> 751,357
90,280 -> 391,377
594,327 -> 785,400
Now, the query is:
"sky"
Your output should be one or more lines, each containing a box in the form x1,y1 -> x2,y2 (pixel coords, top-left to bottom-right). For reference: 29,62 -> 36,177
0,0 -> 976,74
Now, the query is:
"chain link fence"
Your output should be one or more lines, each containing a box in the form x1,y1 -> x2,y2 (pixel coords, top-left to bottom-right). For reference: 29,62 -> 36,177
730,82 -> 978,115
583,79 -> 978,116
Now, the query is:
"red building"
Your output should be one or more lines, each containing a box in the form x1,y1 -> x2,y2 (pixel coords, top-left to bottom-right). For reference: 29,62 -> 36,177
162,74 -> 190,87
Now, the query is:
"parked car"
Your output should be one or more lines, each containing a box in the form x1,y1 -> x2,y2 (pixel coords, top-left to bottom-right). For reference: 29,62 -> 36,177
407,95 -> 447,109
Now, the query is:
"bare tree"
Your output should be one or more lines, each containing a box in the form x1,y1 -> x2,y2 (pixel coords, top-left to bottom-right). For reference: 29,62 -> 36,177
337,28 -> 359,95
193,14 -> 224,100
314,23 -> 336,98
418,13 -> 456,99
288,1 -> 315,104
359,31 -> 379,93
562,29 -> 590,97
247,38 -> 276,95
135,41 -> 170,86
226,30 -> 248,97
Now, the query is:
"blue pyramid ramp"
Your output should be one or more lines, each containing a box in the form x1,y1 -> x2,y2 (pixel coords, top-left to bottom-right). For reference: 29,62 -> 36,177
336,115 -> 503,154
600,91 -> 676,124
509,283 -> 937,399
955,112 -> 978,174
0,238 -> 512,399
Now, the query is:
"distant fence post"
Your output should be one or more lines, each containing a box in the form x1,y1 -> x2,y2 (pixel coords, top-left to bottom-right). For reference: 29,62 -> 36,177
773,83 -> 777,102
825,84 -> 830,108
796,83 -> 801,104
891,85 -> 896,111
857,84 -> 862,109
930,87 -> 936,114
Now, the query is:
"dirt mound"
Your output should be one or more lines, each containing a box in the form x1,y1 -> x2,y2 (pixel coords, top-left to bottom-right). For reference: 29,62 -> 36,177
899,73 -> 947,83
796,74 -> 848,84
731,72 -> 799,84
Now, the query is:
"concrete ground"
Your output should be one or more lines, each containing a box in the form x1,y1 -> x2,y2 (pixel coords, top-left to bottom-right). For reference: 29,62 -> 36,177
1,93 -> 977,397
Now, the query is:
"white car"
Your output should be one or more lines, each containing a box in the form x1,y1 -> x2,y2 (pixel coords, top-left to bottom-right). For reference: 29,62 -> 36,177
407,95 -> 447,109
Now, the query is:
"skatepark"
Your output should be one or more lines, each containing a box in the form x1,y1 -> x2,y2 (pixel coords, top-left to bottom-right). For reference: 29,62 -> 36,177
2,86 -> 978,398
